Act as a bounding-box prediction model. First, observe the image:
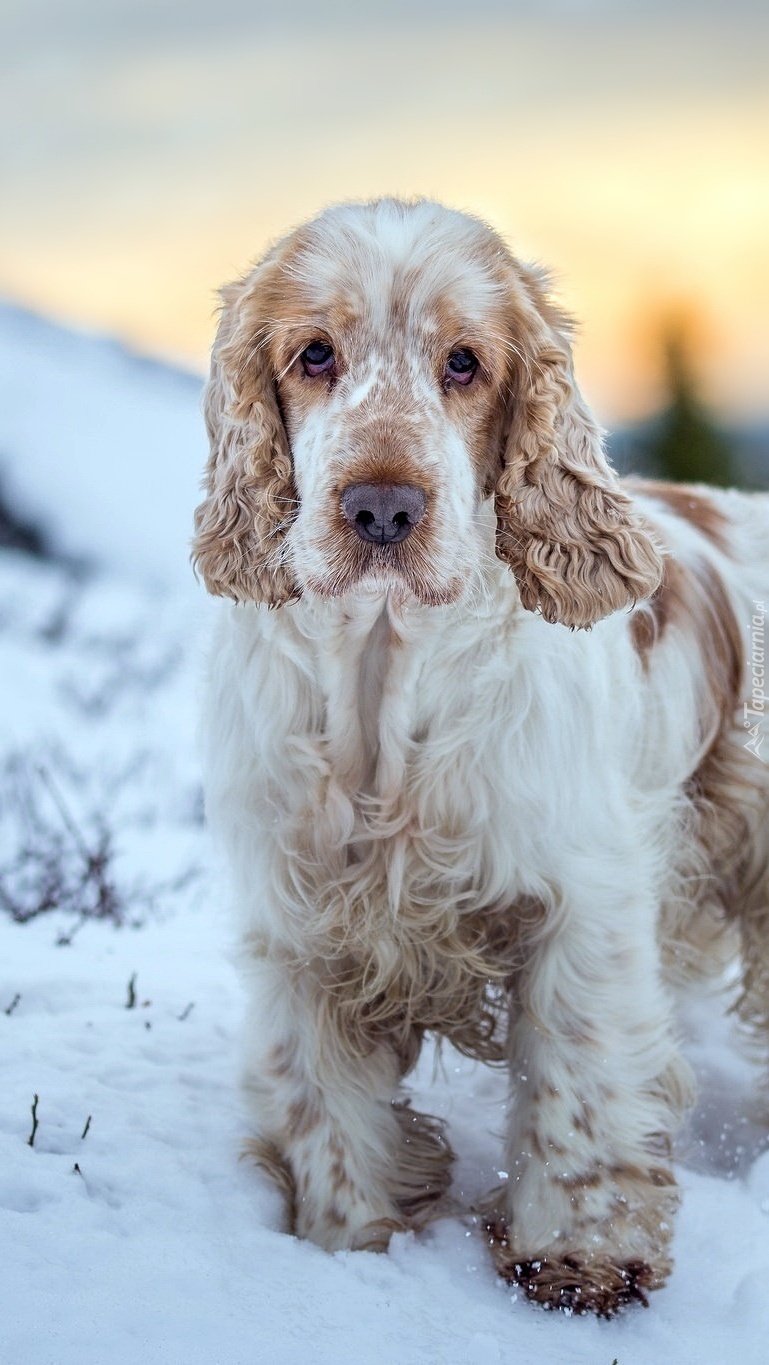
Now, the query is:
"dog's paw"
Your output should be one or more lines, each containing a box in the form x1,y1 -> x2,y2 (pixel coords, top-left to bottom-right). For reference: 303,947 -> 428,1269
486,1220 -> 664,1318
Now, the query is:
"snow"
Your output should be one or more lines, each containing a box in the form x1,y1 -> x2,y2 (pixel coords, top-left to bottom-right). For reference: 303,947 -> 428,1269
0,304 -> 206,589
2,306 -> 769,1364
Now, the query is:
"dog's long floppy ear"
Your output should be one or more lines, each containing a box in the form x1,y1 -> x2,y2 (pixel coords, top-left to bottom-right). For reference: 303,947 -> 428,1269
192,253 -> 299,606
494,266 -> 663,629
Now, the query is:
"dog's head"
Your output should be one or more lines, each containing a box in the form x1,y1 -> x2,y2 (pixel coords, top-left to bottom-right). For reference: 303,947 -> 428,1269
193,199 -> 662,627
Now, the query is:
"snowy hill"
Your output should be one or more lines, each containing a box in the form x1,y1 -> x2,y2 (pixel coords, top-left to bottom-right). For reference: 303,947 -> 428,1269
0,304 -> 205,588
1,309 -> 769,1365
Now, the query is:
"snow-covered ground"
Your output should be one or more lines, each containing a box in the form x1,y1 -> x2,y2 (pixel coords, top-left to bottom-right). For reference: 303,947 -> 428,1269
1,305 -> 769,1364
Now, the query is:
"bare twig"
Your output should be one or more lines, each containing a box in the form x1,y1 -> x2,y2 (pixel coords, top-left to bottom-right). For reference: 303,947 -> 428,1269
27,1094 -> 39,1147
126,973 -> 137,1009
81,1115 -> 92,1140
4,992 -> 20,1016
56,916 -> 90,947
36,764 -> 90,862
0,756 -> 123,928
177,1002 -> 194,1022
1,751 -> 199,932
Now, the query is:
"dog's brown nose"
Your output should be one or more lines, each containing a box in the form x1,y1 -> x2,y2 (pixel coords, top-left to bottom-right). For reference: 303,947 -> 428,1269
340,483 -> 427,545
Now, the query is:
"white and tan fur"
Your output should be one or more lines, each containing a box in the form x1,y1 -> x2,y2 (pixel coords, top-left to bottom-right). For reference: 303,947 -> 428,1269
193,199 -> 769,1316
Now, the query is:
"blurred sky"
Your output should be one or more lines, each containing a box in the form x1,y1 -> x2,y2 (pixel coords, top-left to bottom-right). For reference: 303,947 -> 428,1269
2,0 -> 767,423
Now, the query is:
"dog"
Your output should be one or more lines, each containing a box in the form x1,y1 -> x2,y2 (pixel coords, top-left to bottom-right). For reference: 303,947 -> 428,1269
193,197 -> 769,1316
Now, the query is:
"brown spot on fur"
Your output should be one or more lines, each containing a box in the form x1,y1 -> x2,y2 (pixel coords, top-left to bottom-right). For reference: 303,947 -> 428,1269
630,555 -> 743,714
629,556 -> 689,667
647,1165 -> 676,1188
525,1128 -> 568,1162
552,1159 -> 675,1197
572,1105 -> 596,1141
329,1158 -> 354,1196
529,1082 -> 563,1106
327,1133 -> 346,1163
555,1167 -> 606,1192
638,481 -> 731,554
697,560 -> 744,715
525,1127 -> 547,1163
329,1164 -> 349,1192
266,1041 -> 295,1077
286,1092 -> 322,1139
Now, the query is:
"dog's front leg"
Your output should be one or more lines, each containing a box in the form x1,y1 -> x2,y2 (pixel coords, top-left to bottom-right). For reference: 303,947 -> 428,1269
489,877 -> 693,1316
241,953 -> 421,1251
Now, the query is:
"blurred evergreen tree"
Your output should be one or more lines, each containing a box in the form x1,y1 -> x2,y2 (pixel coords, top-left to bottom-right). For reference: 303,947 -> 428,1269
644,324 -> 736,486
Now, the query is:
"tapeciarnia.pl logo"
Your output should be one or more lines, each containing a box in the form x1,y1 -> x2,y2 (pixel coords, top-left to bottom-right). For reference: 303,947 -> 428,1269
744,599 -> 766,761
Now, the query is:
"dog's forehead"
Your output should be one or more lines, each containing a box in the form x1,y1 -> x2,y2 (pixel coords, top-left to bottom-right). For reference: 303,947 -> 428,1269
283,201 -> 511,337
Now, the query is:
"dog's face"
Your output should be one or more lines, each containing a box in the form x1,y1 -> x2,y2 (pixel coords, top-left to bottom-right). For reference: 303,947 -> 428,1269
193,199 -> 662,627
272,204 -> 512,605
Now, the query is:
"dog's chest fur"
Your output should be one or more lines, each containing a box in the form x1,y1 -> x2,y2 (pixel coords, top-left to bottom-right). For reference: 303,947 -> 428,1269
254,594 -> 532,1055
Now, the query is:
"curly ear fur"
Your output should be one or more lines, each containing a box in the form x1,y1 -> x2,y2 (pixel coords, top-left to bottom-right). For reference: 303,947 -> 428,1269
495,269 -> 663,629
192,264 -> 299,606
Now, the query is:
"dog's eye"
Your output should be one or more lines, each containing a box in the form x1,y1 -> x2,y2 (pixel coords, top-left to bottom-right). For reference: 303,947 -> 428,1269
445,348 -> 478,386
301,341 -> 335,377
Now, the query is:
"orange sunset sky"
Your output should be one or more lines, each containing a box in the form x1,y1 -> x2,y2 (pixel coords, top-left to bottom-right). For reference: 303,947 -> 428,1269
2,0 -> 767,426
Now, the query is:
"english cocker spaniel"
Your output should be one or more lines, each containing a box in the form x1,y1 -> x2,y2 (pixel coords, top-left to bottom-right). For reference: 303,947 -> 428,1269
193,198 -> 769,1317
